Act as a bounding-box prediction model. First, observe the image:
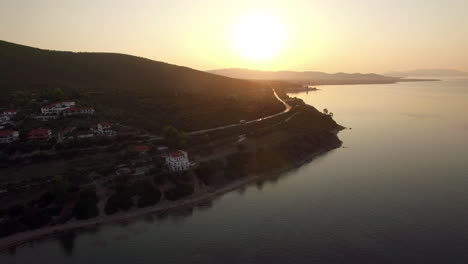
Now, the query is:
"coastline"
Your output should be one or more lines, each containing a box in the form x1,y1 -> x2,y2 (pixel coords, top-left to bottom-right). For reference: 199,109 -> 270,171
0,129 -> 342,252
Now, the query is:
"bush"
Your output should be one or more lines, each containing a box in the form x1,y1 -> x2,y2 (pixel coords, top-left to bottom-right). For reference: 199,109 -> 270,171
104,189 -> 133,215
8,204 -> 25,217
19,210 -> 51,230
164,184 -> 194,201
195,160 -> 224,186
74,189 -> 99,220
0,219 -> 24,238
134,181 -> 161,208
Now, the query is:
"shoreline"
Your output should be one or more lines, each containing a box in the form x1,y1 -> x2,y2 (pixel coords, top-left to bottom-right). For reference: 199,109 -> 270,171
0,129 -> 343,252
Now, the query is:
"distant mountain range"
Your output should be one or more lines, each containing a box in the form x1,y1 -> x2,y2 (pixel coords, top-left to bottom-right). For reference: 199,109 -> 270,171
208,68 -> 401,85
385,69 -> 468,77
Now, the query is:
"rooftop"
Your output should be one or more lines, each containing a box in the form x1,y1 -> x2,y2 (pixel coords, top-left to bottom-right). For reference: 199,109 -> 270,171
0,130 -> 17,137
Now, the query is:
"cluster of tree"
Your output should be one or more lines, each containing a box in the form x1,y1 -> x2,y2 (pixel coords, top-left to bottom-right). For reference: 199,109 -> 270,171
133,181 -> 161,208
0,179 -> 81,237
195,160 -> 226,186
224,151 -> 252,180
1,139 -> 57,156
163,126 -> 188,149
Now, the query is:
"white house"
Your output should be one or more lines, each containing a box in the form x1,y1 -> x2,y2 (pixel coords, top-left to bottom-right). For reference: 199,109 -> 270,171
0,115 -> 10,124
41,101 -> 75,115
0,130 -> 19,144
165,150 -> 190,171
2,110 -> 17,117
33,115 -> 59,122
63,107 -> 95,116
91,122 -> 115,136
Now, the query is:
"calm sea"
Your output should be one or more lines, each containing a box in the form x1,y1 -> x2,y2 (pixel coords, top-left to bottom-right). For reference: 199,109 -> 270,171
2,79 -> 468,263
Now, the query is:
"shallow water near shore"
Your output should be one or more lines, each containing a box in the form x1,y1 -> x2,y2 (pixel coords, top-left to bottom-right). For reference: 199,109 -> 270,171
2,79 -> 468,263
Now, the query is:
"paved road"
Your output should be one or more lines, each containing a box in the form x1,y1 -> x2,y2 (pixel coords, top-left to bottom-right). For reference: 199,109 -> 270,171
188,89 -> 291,136
144,89 -> 291,140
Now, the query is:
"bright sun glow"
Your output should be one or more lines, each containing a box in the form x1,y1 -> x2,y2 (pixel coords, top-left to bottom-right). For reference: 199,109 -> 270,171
232,12 -> 287,61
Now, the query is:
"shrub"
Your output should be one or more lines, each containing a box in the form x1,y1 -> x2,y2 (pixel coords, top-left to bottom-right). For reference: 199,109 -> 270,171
104,189 -> 133,215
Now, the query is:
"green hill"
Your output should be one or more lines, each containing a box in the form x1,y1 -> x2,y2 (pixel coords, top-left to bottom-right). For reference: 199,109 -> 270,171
0,40 -> 283,132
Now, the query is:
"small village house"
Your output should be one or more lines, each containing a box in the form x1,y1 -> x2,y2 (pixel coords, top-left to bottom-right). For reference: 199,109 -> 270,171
33,115 -> 59,122
2,110 -> 17,117
165,150 -> 191,171
91,122 -> 116,136
0,115 -> 11,124
28,128 -> 52,140
0,130 -> 19,144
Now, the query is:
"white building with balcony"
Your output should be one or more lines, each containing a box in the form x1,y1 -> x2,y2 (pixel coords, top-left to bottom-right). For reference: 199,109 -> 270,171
165,150 -> 190,171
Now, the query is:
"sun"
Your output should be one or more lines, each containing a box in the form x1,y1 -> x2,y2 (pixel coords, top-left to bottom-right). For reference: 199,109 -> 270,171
232,12 -> 287,61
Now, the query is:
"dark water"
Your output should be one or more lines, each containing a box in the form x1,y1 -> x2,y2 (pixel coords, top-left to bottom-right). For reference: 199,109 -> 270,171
2,79 -> 468,263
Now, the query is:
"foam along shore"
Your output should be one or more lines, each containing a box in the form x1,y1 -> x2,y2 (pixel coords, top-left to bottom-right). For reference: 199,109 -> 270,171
0,129 -> 342,252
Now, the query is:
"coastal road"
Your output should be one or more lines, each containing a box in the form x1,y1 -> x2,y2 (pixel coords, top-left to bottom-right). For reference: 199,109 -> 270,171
145,89 -> 292,140
188,89 -> 292,136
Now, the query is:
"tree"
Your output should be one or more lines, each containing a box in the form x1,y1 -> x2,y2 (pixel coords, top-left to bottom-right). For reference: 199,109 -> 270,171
39,88 -> 65,102
162,126 -> 188,149
323,108 -> 328,114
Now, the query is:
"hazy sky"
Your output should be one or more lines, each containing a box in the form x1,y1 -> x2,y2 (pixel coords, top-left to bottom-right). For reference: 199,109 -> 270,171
1,0 -> 467,73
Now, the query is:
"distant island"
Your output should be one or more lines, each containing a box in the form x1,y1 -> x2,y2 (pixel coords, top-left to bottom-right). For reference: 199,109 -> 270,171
208,68 -> 439,88
0,40 -> 343,250
385,68 -> 468,78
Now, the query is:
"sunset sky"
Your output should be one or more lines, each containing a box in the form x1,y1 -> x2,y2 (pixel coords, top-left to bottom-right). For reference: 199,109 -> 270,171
1,0 -> 467,73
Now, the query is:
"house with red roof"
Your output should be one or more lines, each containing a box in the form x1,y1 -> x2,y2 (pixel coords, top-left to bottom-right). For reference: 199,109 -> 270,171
0,130 -> 19,144
28,129 -> 52,140
63,107 -> 95,117
165,150 -> 190,171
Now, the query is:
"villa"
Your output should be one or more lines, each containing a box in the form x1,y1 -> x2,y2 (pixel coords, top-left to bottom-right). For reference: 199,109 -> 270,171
28,128 -> 52,140
0,130 -> 19,144
41,101 -> 75,115
165,150 -> 191,171
63,107 -> 95,117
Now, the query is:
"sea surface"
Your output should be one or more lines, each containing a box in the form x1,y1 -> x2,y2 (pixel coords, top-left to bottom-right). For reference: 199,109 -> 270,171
2,79 -> 468,263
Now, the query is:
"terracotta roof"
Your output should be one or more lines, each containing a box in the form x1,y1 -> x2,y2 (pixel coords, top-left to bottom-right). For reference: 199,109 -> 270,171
170,150 -> 186,158
28,129 -> 51,136
0,130 -> 17,137
98,122 -> 111,128
134,145 -> 151,153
